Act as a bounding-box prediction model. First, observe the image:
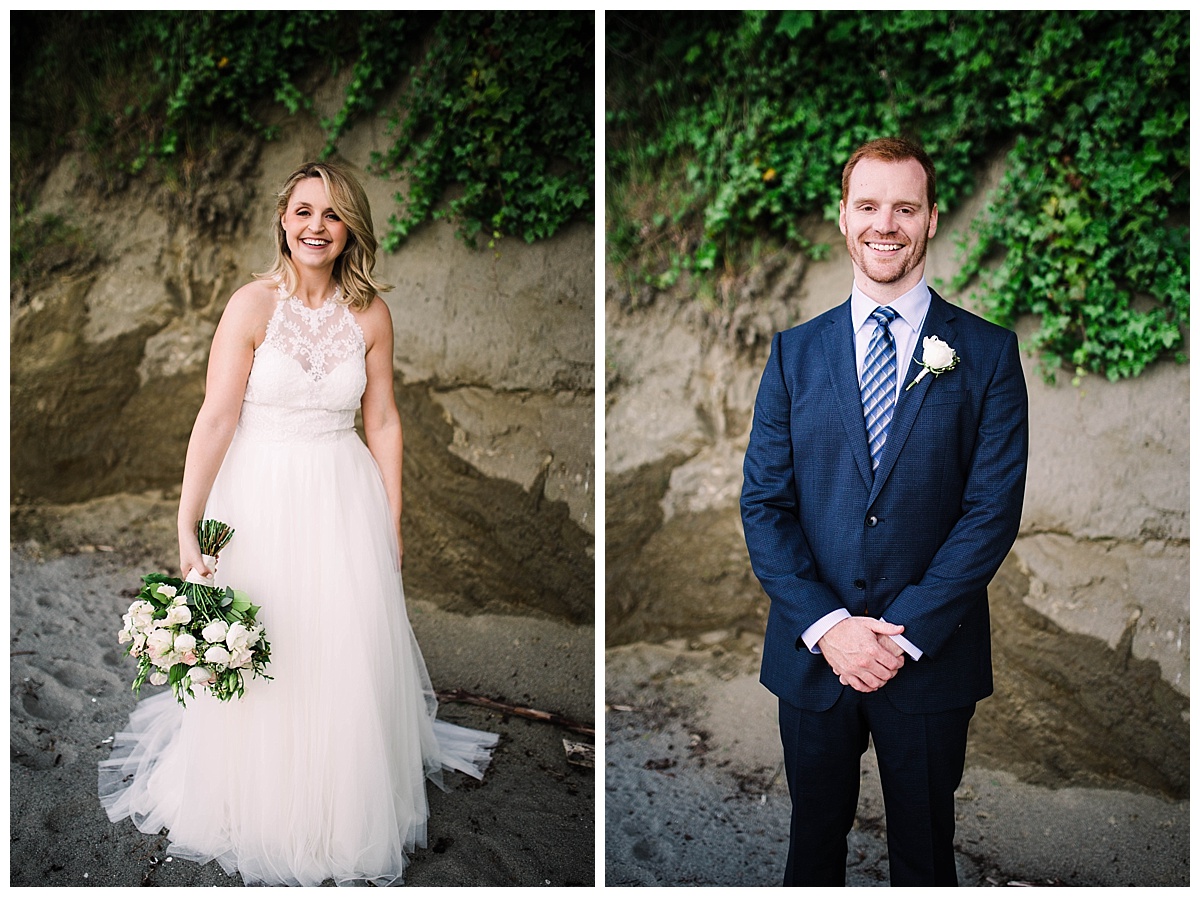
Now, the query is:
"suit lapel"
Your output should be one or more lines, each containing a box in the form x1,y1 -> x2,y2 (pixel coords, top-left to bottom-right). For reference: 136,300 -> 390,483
820,300 -> 874,492
867,290 -> 959,506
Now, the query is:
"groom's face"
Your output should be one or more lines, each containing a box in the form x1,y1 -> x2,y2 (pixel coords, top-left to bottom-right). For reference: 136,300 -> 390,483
839,157 -> 938,297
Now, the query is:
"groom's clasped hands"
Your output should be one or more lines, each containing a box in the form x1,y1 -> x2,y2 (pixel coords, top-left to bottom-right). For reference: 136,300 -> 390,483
817,617 -> 907,693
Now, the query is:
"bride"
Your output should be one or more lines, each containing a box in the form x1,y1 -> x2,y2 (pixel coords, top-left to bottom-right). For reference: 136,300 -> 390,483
99,161 -> 497,886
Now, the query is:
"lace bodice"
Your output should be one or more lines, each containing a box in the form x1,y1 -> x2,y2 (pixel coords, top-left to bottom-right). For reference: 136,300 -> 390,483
238,286 -> 367,443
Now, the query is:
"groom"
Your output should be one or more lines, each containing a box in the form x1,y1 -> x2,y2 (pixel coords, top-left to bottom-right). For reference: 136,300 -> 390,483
740,137 -> 1028,886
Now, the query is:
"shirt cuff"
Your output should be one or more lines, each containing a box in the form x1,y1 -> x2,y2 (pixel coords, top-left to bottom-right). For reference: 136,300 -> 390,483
883,621 -> 923,660
801,608 -> 851,653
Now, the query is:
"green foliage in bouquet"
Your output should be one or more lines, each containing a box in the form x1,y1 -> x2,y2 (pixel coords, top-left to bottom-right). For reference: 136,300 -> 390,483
120,574 -> 272,706
196,519 -> 235,556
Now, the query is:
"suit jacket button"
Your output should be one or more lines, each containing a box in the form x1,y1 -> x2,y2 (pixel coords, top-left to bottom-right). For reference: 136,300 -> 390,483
866,516 -> 878,527
854,579 -> 866,590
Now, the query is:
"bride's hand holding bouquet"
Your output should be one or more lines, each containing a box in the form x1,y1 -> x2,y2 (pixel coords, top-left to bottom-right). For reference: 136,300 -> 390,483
179,517 -> 226,585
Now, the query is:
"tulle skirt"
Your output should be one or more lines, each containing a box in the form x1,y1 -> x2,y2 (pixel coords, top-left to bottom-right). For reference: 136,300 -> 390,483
99,428 -> 497,887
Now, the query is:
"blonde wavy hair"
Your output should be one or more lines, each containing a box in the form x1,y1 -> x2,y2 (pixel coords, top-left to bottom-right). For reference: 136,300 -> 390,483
257,161 -> 392,311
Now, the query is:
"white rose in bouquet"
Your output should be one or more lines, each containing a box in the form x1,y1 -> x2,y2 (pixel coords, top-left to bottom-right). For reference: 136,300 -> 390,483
154,584 -> 178,601
174,633 -> 197,652
149,671 -> 168,686
201,619 -> 229,643
204,645 -> 232,666
146,628 -> 174,662
174,632 -> 199,665
230,646 -> 254,669
188,666 -> 215,687
165,603 -> 193,626
127,600 -> 156,631
226,621 -> 254,652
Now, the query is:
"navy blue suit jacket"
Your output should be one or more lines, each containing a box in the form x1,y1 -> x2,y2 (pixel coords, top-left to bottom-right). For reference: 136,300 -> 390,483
741,291 -> 1028,714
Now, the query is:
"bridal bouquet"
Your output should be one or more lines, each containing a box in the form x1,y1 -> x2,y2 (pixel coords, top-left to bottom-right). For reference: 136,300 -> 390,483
118,519 -> 272,706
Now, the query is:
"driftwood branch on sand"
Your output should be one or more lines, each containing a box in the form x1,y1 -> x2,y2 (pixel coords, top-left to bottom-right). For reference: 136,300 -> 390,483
436,688 -> 595,737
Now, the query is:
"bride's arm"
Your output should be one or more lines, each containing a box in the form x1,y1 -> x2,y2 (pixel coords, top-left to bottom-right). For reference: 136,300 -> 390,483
359,297 -> 405,565
177,285 -> 264,577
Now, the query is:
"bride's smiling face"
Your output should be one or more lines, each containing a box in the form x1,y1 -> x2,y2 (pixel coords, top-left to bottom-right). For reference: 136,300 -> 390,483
281,177 -> 349,266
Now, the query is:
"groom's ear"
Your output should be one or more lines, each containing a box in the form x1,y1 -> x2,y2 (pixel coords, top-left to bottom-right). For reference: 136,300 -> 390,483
927,204 -> 938,239
838,200 -> 847,236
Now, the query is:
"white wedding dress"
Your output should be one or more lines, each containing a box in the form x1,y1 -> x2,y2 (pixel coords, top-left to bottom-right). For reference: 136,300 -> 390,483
99,285 -> 497,887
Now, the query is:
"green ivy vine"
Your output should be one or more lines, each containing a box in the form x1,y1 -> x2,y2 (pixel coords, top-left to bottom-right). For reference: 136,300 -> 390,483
607,11 -> 1188,382
365,12 -> 594,250
12,11 -> 593,253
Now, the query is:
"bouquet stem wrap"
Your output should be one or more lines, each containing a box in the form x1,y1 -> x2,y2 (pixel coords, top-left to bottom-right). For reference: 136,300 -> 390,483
185,554 -> 219,587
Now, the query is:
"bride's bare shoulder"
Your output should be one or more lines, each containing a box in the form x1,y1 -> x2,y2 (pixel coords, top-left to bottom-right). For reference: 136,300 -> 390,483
352,295 -> 394,347
219,280 -> 280,339
228,279 -> 280,311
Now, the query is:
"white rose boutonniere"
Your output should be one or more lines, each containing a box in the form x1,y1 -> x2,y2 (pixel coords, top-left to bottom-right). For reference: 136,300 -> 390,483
906,335 -> 960,391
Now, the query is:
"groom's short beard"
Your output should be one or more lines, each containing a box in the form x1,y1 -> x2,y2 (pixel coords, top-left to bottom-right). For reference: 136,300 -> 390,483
849,235 -> 929,287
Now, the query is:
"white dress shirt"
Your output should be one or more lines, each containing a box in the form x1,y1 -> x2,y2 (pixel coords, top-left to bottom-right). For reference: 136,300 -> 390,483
800,279 -> 932,661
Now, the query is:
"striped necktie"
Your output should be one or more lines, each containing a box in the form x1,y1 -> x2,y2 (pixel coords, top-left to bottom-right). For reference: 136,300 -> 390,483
861,306 -> 898,471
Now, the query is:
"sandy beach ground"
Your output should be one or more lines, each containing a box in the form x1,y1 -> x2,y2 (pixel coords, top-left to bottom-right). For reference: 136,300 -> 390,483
10,531 -> 595,887
605,637 -> 1189,887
